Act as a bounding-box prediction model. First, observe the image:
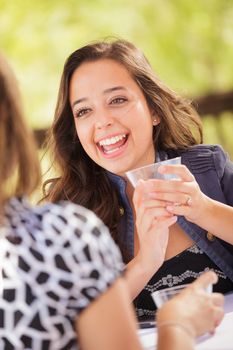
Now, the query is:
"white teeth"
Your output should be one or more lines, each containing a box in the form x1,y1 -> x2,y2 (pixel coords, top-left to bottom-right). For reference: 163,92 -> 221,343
105,147 -> 120,154
98,134 -> 126,146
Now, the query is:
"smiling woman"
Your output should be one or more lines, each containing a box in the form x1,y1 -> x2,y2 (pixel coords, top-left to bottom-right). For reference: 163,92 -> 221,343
69,58 -> 156,175
43,39 -> 233,320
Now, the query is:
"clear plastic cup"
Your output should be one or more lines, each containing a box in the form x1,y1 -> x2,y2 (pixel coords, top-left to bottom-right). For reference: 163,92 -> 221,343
151,283 -> 213,308
125,157 -> 181,188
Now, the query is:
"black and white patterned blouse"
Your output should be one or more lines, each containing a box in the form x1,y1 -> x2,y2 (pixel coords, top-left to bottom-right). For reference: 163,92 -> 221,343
0,197 -> 124,349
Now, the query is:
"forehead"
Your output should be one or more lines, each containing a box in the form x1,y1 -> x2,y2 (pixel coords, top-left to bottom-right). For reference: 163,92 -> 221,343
69,58 -> 136,92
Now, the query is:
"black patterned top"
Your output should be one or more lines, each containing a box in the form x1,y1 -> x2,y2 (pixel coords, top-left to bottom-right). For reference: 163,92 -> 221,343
135,244 -> 233,320
0,197 -> 123,349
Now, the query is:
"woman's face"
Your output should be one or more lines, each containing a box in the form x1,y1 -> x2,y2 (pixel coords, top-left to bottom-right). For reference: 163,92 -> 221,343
69,58 -> 158,176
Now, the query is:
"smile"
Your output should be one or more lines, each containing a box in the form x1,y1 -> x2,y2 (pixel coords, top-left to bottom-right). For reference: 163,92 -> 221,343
97,134 -> 128,156
98,134 -> 126,146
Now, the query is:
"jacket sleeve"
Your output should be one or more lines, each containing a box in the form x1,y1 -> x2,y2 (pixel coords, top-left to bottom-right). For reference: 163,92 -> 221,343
179,144 -> 233,205
214,145 -> 233,206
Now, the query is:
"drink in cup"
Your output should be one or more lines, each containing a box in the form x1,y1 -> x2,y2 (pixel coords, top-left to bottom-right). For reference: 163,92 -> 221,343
152,283 -> 213,308
125,157 -> 181,187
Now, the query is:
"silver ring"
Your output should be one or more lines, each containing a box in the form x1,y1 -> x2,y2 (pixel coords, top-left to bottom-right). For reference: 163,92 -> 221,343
186,196 -> 192,206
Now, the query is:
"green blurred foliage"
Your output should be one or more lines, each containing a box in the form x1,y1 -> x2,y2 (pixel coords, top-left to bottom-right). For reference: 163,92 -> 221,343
0,0 -> 233,155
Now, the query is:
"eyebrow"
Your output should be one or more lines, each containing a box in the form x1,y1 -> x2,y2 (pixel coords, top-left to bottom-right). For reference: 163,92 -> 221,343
71,86 -> 127,108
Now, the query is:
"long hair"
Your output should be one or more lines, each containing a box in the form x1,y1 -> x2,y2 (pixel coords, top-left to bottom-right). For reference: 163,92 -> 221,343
0,54 -> 41,218
43,39 -> 203,259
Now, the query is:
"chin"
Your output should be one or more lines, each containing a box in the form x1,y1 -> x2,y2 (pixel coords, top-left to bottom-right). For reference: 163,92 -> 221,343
104,165 -> 127,177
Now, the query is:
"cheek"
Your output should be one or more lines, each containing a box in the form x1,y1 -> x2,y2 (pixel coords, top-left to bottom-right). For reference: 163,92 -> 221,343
75,122 -> 94,153
133,101 -> 153,122
74,121 -> 87,142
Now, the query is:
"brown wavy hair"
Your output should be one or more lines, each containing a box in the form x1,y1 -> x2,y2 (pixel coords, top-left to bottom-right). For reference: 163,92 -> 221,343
0,54 -> 41,217
43,39 -> 203,255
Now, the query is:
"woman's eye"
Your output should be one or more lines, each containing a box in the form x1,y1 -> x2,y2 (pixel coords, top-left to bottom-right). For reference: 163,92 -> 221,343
75,108 -> 91,118
110,97 -> 127,105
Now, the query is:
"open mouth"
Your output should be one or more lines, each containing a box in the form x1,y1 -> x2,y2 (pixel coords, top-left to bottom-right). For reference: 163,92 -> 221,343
97,134 -> 128,155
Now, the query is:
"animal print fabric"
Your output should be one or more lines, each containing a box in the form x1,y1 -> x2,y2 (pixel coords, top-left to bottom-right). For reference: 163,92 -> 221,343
0,197 -> 123,349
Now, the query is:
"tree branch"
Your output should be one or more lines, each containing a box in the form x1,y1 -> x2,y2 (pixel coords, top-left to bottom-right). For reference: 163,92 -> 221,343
192,90 -> 233,116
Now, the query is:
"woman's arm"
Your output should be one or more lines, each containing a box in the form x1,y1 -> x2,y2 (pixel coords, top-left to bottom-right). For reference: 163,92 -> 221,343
124,181 -> 177,299
190,197 -> 233,244
77,278 -> 143,350
77,272 -> 224,350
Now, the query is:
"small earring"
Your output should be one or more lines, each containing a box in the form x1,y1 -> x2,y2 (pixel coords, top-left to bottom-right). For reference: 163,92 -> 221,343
153,118 -> 157,126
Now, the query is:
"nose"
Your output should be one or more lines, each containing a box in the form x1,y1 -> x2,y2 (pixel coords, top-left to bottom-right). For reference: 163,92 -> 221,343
95,110 -> 114,130
96,120 -> 113,129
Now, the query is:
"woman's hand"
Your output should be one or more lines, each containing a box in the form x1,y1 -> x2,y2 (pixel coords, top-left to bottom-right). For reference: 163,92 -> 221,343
143,163 -> 212,225
138,162 -> 233,249
157,271 -> 224,338
125,181 -> 177,300
132,180 -> 177,271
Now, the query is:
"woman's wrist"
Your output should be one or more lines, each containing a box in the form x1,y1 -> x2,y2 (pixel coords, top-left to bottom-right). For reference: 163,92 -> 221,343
157,301 -> 197,340
125,256 -> 155,299
157,320 -> 195,339
157,321 -> 195,350
191,193 -> 214,227
135,251 -> 162,278
130,254 -> 157,280
125,253 -> 161,298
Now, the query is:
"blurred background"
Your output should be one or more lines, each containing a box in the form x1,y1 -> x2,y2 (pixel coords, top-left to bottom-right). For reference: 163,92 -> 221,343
1,0 -> 233,158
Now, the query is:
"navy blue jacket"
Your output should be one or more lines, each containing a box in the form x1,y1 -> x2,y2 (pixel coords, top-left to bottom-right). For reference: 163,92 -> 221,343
107,145 -> 233,282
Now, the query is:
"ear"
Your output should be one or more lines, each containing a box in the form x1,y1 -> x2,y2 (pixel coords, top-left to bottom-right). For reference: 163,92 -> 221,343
150,107 -> 160,126
152,114 -> 160,126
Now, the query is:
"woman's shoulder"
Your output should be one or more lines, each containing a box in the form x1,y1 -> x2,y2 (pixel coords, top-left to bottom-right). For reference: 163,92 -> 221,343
5,197 -> 96,234
5,197 -> 122,259
184,144 -> 229,174
3,197 -> 124,320
36,200 -> 120,249
180,144 -> 227,157
167,144 -> 230,176
166,144 -> 225,158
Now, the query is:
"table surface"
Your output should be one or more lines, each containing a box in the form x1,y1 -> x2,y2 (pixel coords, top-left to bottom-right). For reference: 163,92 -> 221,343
138,292 -> 233,350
